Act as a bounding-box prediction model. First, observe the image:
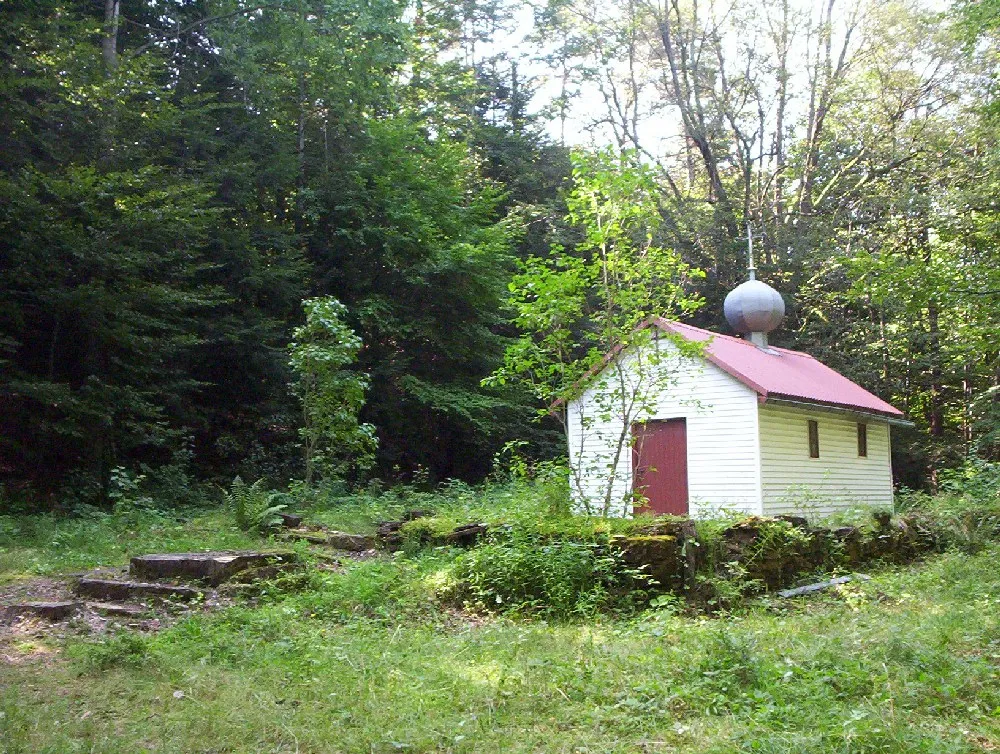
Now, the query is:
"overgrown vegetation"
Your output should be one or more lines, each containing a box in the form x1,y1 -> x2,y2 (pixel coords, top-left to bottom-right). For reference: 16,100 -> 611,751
453,531 -> 645,618
4,525 -> 1000,752
897,460 -> 1000,551
2,464 -> 1000,751
0,507 -> 261,582
2,0 -> 998,747
288,297 -> 377,486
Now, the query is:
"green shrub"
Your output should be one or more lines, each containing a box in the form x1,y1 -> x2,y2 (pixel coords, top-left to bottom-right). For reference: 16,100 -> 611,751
938,458 -> 1000,500
397,517 -> 456,552
452,528 -> 646,618
898,459 -> 1000,552
308,477 -> 574,536
293,555 -> 449,622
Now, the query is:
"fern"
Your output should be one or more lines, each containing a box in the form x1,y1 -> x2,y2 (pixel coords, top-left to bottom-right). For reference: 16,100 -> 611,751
224,477 -> 288,533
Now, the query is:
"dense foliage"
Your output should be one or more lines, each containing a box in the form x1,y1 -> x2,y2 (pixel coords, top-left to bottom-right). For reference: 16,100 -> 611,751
0,0 -> 564,499
288,297 -> 376,484
0,0 -> 998,501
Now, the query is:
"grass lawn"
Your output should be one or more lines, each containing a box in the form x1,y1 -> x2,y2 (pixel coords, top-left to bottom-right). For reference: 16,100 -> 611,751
1,497 -> 999,753
0,508 -> 265,583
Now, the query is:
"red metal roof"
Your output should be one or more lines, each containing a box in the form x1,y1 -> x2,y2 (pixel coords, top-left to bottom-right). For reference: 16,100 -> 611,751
652,318 -> 904,417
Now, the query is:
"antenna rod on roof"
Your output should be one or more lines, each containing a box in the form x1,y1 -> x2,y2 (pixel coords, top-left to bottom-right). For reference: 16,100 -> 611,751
747,223 -> 756,281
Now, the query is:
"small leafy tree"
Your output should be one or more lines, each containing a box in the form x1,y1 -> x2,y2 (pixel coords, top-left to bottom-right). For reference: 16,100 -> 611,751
289,297 -> 377,486
487,148 -> 705,515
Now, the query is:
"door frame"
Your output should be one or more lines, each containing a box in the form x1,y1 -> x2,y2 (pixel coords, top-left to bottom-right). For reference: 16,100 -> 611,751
631,417 -> 689,516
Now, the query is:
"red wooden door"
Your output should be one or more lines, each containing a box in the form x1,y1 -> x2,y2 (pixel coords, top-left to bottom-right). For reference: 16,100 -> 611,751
632,419 -> 689,515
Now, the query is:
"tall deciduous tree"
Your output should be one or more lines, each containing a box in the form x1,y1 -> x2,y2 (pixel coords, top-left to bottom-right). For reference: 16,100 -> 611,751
488,149 -> 704,513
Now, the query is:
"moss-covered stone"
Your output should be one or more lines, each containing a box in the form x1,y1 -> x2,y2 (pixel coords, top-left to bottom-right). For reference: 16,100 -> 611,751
612,534 -> 685,591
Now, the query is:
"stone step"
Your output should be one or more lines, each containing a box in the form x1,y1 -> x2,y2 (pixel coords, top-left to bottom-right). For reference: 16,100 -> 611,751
86,601 -> 149,618
3,601 -> 83,622
76,578 -> 203,602
444,523 -> 489,547
281,529 -> 375,552
129,551 -> 297,586
326,532 -> 376,551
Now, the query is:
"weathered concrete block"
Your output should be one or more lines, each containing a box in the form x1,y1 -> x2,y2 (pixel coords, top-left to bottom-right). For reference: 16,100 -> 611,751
872,510 -> 892,530
719,517 -> 826,590
376,521 -> 403,535
636,519 -> 695,539
129,551 -> 297,586
832,526 -> 864,564
4,601 -> 83,621
722,518 -> 767,552
76,578 -> 203,602
898,515 -> 937,551
444,523 -> 489,547
401,509 -> 434,522
376,521 -> 404,552
776,515 -> 810,529
281,529 -> 330,545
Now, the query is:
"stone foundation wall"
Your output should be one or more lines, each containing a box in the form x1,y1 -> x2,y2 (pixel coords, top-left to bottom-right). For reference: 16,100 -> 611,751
611,513 -> 938,596
376,509 -> 941,600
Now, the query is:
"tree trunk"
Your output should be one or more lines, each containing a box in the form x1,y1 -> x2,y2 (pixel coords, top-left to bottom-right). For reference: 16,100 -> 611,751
771,0 -> 790,261
102,0 -> 120,69
656,3 -> 738,240
798,0 -> 855,217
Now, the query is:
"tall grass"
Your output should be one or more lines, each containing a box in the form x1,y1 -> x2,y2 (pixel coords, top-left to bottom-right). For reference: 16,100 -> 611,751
0,506 -> 263,581
897,459 -> 1000,551
3,545 -> 999,753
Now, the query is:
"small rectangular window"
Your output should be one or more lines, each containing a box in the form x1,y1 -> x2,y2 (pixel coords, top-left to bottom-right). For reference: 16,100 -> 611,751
857,423 -> 868,457
808,420 -> 819,458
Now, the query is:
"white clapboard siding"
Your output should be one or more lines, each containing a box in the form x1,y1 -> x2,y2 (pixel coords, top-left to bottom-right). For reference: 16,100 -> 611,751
758,404 -> 893,517
567,336 -> 762,517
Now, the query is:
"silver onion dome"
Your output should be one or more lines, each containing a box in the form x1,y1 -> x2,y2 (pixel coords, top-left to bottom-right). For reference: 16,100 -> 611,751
724,278 -> 785,334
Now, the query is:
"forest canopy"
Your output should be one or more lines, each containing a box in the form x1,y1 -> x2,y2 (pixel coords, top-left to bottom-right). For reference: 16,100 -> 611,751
0,0 -> 997,503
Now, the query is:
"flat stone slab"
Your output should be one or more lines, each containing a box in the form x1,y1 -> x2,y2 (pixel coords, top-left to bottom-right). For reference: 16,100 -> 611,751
282,530 -> 375,551
444,523 -> 489,547
325,532 -> 375,551
281,530 -> 330,545
86,601 -> 149,618
129,551 -> 297,586
4,601 -> 83,621
76,578 -> 203,602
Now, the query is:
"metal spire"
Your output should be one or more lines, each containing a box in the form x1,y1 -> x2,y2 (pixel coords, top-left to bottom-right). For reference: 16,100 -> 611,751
747,223 -> 756,281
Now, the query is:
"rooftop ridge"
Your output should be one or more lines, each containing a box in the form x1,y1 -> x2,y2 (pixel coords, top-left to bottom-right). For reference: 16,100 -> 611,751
648,317 -> 901,418
553,315 -> 903,418
654,318 -> 814,359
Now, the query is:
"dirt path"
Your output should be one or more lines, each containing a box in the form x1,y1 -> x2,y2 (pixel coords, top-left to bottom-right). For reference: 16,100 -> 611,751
0,569 -> 211,665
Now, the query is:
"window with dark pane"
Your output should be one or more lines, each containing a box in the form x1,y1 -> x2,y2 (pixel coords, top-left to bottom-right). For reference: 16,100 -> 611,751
857,423 -> 868,457
808,420 -> 819,458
